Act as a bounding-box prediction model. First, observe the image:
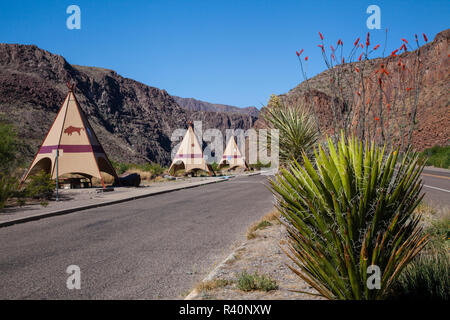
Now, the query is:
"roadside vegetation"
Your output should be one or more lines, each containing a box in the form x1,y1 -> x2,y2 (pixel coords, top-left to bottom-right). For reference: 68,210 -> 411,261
236,271 -> 278,292
0,120 -> 54,209
247,210 -> 280,240
389,213 -> 449,300
263,95 -> 318,165
257,30 -> 449,300
270,135 -> 428,299
419,145 -> 450,169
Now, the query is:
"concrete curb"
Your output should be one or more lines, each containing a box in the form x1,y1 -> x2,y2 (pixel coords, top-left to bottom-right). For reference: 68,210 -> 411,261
184,242 -> 247,300
0,177 -> 232,228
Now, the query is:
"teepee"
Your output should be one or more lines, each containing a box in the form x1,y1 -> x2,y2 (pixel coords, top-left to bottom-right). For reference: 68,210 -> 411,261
219,136 -> 248,170
169,122 -> 213,175
21,83 -> 118,188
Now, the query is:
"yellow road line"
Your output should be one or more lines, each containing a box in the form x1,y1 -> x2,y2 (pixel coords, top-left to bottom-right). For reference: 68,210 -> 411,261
422,173 -> 450,180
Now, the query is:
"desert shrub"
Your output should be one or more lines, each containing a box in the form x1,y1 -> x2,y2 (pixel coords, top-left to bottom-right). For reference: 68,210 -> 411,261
389,250 -> 450,300
419,145 -> 450,169
112,161 -> 167,176
425,216 -> 450,251
263,96 -> 319,165
249,160 -> 272,170
210,162 -> 220,172
0,175 -> 18,209
270,134 -> 428,299
0,121 -> 20,173
24,171 -> 55,199
236,271 -> 278,292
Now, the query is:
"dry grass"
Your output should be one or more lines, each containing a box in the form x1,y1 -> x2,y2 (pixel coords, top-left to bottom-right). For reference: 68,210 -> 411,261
194,279 -> 234,292
246,210 -> 280,240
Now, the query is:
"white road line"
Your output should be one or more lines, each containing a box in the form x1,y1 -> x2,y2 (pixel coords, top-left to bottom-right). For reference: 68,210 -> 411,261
423,185 -> 450,193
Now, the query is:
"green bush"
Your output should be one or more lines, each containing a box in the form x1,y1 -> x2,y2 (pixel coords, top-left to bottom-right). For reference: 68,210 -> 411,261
24,171 -> 55,200
112,161 -> 167,176
0,175 -> 18,209
389,251 -> 450,300
263,97 -> 319,165
270,134 -> 428,299
236,271 -> 278,292
419,145 -> 450,169
426,217 -> 450,252
0,121 -> 20,173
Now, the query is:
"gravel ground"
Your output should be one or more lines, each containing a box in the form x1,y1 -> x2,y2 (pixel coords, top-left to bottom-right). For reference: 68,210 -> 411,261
190,220 -> 324,300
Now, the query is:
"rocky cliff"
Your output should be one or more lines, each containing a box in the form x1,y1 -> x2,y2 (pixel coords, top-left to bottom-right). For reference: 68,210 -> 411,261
0,44 -> 257,165
256,29 -> 449,150
173,96 -> 259,117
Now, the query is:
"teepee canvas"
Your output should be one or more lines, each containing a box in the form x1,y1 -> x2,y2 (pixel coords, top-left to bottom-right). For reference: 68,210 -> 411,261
21,83 -> 118,188
219,136 -> 248,170
169,122 -> 213,175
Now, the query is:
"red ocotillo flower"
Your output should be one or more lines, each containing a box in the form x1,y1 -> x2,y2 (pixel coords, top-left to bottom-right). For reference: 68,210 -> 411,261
401,38 -> 408,43
319,32 -> 324,40
374,117 -> 380,121
358,53 -> 363,61
415,34 -> 418,41
373,44 -> 380,50
305,56 -> 308,61
400,43 -> 407,52
406,87 -> 412,92
296,51 -> 299,56
354,37 -> 360,46
342,57 -> 345,64
317,44 -> 324,51
366,32 -> 370,46
361,43 -> 364,49
299,49 -> 304,55
423,33 -> 428,42
337,39 -> 343,46
387,103 -> 390,112
330,45 -> 335,52
391,49 -> 399,56
331,53 -> 335,61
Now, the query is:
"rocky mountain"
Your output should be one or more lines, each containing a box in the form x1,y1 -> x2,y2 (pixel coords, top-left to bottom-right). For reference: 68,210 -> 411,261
0,44 -> 257,166
256,29 -> 449,151
173,96 -> 259,117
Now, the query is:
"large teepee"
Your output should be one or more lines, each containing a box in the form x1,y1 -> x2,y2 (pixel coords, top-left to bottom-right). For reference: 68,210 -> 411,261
219,136 -> 248,170
169,122 -> 213,175
21,83 -> 119,188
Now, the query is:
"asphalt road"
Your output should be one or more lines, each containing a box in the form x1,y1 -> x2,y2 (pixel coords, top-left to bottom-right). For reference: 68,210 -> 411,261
0,169 -> 448,300
0,175 -> 274,299
421,168 -> 450,209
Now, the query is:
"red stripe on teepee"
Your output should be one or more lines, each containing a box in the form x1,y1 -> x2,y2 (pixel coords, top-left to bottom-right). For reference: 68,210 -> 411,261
39,145 -> 104,154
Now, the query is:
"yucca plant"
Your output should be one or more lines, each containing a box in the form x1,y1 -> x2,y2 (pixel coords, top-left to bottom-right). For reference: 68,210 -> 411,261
263,100 -> 319,165
270,134 -> 429,299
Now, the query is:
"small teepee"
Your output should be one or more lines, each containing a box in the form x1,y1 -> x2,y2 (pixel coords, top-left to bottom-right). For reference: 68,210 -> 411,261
21,83 -> 119,188
219,136 -> 248,170
169,121 -> 213,175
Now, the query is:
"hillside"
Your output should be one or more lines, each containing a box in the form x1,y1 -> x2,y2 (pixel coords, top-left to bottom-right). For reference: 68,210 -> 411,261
173,96 -> 259,117
0,44 -> 257,166
256,29 -> 449,150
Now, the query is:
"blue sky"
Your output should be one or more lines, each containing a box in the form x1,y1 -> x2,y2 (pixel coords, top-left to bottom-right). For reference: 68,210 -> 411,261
0,0 -> 448,108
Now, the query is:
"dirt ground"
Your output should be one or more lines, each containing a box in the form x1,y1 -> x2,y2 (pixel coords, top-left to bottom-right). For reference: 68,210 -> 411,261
189,218 -> 323,300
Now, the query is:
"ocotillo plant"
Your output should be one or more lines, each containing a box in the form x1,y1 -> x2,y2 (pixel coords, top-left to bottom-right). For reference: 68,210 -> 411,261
294,31 -> 427,150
